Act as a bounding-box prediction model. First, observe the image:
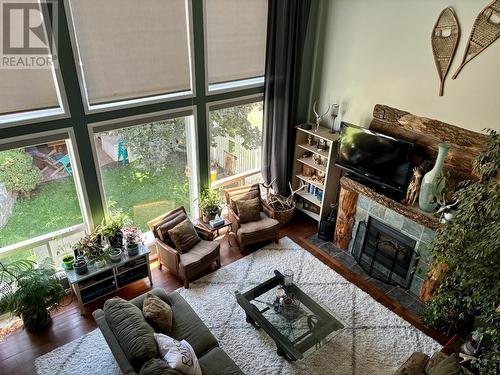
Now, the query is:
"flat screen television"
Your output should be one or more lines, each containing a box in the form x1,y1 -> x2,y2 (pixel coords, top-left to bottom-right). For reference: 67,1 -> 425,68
336,122 -> 414,198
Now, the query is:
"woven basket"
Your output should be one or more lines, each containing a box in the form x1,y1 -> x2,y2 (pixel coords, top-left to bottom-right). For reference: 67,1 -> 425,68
272,203 -> 296,226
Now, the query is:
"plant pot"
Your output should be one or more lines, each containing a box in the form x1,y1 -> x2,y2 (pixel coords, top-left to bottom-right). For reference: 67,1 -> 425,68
108,230 -> 123,249
62,255 -> 75,270
94,259 -> 107,268
127,243 -> 139,256
73,259 -> 88,275
202,207 -> 221,223
108,248 -> 122,263
22,309 -> 51,332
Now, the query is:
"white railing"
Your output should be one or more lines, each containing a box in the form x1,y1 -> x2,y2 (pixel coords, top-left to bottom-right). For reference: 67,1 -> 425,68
0,224 -> 86,266
212,168 -> 262,189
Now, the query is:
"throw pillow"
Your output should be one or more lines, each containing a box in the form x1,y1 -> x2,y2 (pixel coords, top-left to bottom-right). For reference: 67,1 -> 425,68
427,354 -> 463,375
155,333 -> 202,375
140,358 -> 183,375
235,197 -> 261,223
168,219 -> 200,253
143,293 -> 173,334
103,297 -> 159,372
156,213 -> 188,245
230,190 -> 259,214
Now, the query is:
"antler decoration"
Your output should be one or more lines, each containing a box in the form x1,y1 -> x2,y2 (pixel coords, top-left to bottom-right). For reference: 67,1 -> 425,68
313,101 -> 332,132
260,178 -> 277,202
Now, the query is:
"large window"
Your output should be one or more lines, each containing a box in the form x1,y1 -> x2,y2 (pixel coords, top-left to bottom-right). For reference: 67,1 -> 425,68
205,0 -> 268,91
209,99 -> 263,184
0,0 -> 66,125
93,113 -> 197,232
67,0 -> 193,110
0,139 -> 84,251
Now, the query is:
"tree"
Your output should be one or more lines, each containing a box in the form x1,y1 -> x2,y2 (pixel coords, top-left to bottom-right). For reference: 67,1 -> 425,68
108,119 -> 187,174
0,149 -> 42,197
209,103 -> 263,150
420,130 -> 499,374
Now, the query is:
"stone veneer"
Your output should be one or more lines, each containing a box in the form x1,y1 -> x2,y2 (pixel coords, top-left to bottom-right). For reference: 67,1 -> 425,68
348,194 -> 435,296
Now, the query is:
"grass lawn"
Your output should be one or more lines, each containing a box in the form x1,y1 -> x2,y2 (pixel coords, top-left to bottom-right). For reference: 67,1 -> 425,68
0,161 -> 191,253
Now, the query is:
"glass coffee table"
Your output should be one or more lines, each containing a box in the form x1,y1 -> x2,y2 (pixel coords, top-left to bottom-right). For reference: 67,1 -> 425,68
235,270 -> 345,361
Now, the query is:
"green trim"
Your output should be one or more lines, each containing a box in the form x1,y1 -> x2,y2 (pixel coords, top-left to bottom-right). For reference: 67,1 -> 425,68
0,0 -> 264,233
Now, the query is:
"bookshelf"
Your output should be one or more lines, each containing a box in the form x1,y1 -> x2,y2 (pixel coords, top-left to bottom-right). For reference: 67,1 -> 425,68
292,125 -> 342,227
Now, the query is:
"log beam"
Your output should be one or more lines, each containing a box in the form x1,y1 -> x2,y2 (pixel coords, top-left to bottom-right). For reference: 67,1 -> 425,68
334,187 -> 358,250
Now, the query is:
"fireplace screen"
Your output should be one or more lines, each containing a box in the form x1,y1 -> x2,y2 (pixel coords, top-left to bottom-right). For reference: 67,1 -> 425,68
352,217 -> 418,289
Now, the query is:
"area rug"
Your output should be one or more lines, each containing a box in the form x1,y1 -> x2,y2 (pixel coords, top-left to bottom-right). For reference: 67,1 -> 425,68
35,237 -> 440,375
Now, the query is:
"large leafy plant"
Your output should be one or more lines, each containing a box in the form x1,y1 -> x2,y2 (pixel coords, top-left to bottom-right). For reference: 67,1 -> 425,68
420,130 -> 499,374
0,259 -> 66,332
0,149 -> 42,197
197,187 -> 223,216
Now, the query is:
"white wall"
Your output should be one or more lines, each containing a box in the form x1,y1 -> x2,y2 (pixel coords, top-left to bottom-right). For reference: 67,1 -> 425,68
311,0 -> 500,133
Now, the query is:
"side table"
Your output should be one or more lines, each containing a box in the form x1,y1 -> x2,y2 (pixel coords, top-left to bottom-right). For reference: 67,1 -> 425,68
196,218 -> 232,238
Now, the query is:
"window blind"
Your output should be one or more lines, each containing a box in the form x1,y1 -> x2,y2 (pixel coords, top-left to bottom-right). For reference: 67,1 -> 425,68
205,0 -> 268,85
0,0 -> 59,116
69,0 -> 192,106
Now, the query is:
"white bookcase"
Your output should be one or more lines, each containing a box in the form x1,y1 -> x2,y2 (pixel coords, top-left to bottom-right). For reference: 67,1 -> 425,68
292,126 -> 342,226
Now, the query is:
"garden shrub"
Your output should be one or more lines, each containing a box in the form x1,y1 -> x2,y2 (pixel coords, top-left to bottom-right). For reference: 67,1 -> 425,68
0,150 -> 42,197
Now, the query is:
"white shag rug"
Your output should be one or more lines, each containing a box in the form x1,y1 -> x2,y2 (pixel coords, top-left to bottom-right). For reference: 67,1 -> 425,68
35,237 -> 440,375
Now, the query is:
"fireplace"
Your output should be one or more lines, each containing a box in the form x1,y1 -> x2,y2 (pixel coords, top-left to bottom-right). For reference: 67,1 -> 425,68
352,217 -> 418,289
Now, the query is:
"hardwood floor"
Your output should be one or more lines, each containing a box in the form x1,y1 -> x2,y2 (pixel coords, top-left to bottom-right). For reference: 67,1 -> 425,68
0,215 -> 447,375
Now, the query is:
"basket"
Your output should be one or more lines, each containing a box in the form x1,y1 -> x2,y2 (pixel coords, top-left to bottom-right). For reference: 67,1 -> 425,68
272,202 -> 296,226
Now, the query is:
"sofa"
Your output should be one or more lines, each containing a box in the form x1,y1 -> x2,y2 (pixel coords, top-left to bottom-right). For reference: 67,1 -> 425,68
394,351 -> 474,375
93,288 -> 243,375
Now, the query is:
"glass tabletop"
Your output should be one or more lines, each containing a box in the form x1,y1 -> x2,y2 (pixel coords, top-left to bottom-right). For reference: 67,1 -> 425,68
235,270 -> 345,360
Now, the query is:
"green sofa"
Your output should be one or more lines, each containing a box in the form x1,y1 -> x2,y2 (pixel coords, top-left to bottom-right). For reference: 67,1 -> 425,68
93,288 -> 243,375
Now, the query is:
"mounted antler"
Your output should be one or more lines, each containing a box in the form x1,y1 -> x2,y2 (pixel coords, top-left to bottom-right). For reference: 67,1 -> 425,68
312,100 -> 332,132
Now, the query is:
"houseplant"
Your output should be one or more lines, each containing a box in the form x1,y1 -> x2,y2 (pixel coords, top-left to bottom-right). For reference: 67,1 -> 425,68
107,246 -> 122,263
420,130 -> 499,374
74,233 -> 106,268
197,187 -> 223,223
61,255 -> 74,270
123,226 -> 142,256
96,212 -> 129,249
0,259 -> 67,332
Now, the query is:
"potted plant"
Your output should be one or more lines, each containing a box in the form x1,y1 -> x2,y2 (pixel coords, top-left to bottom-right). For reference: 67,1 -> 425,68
73,255 -> 88,275
123,226 -> 142,256
197,187 -> 223,223
0,259 -> 67,332
75,233 -> 106,268
61,255 -> 74,270
107,246 -> 122,263
96,212 -> 129,249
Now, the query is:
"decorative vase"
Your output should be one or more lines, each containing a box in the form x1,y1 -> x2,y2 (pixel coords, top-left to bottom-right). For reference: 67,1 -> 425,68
127,243 -> 139,256
419,143 -> 451,212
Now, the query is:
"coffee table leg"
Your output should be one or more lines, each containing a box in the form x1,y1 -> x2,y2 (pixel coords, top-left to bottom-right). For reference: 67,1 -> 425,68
245,313 -> 261,329
276,346 -> 291,361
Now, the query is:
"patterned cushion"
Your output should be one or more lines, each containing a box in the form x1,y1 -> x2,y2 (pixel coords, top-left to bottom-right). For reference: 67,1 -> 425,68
155,212 -> 187,246
143,293 -> 173,334
168,219 -> 200,254
235,197 -> 261,223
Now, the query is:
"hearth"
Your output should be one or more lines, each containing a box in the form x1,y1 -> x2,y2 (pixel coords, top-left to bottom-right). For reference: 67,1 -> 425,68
352,217 -> 418,289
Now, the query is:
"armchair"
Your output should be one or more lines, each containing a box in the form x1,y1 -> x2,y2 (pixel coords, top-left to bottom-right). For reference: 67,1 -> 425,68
147,207 -> 220,288
224,184 -> 281,253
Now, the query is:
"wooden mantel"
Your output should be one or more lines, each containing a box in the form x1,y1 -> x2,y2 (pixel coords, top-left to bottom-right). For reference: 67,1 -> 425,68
342,177 -> 440,230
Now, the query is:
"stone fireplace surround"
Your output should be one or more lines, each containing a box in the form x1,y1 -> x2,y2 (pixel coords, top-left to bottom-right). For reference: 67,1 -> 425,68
350,193 -> 435,296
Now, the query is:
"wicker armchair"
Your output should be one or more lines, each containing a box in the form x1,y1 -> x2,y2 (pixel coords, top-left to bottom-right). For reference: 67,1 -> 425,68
224,184 -> 281,253
147,207 -> 220,288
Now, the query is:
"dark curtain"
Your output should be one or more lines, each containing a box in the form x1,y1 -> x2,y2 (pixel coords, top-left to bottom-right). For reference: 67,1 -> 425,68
262,0 -> 312,195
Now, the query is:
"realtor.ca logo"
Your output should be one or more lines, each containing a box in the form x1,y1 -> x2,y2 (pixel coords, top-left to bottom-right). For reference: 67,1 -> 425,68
1,0 -> 58,69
